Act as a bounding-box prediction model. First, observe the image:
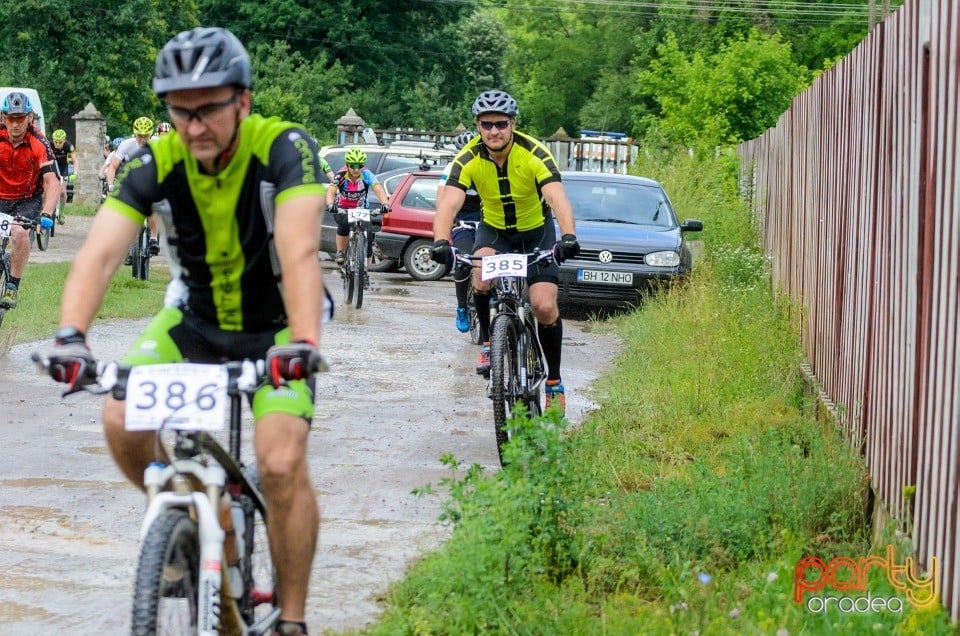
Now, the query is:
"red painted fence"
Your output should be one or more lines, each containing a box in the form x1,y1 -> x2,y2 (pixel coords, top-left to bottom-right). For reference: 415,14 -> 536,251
738,0 -> 960,617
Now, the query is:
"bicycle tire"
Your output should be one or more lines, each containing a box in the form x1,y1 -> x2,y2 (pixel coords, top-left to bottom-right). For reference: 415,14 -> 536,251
130,508 -> 200,636
136,226 -> 151,281
343,235 -> 356,305
33,225 -> 49,251
354,230 -> 365,309
0,253 -> 8,329
523,319 -> 544,417
237,465 -> 279,629
467,284 -> 481,344
50,208 -> 57,237
490,315 -> 521,465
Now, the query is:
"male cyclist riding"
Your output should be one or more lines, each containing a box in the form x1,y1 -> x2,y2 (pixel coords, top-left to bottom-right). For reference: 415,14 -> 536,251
43,27 -> 328,636
430,90 -> 580,415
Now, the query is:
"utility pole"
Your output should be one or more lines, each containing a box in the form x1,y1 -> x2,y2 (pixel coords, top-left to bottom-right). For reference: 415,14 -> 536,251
869,0 -> 877,30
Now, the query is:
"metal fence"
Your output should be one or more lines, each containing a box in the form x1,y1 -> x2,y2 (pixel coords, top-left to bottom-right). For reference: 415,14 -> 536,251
338,126 -> 638,174
738,0 -> 960,617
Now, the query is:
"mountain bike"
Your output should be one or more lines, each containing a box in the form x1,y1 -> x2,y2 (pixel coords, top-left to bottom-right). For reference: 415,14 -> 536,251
0,212 -> 36,328
31,355 -> 287,635
454,247 -> 552,465
336,207 -> 381,310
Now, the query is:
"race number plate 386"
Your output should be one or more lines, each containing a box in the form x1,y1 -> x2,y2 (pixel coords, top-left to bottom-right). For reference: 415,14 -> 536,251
125,364 -> 229,432
481,253 -> 528,281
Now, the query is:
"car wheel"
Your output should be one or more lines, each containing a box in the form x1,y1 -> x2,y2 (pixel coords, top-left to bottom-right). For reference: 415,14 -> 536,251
367,242 -> 399,272
403,238 -> 446,281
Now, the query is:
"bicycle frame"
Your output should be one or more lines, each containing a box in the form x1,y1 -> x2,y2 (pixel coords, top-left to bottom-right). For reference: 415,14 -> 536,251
32,355 -> 281,636
453,248 -> 552,464
337,207 -> 378,309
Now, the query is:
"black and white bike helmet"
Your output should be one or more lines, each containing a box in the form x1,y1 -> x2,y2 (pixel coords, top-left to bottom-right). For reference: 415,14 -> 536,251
454,131 -> 478,150
153,27 -> 251,96
471,90 -> 519,117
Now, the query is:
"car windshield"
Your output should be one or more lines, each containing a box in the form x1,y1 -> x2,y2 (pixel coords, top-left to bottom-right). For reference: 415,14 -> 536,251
566,180 -> 676,228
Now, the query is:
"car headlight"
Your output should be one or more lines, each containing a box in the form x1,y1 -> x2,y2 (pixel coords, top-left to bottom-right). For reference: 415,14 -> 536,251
645,251 -> 680,267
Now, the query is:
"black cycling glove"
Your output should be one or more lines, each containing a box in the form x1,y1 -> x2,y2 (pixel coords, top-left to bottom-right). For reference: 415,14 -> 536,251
429,239 -> 454,268
553,234 -> 581,263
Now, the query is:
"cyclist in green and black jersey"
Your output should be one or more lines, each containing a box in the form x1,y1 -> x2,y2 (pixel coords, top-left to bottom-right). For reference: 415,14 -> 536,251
431,90 -> 581,415
44,27 -> 326,636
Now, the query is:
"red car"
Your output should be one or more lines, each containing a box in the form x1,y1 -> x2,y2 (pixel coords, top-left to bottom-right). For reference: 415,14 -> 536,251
375,170 -> 447,281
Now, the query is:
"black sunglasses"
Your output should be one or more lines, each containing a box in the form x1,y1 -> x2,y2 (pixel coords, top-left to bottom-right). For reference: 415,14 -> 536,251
346,163 -> 364,169
478,119 -> 511,131
167,91 -> 240,124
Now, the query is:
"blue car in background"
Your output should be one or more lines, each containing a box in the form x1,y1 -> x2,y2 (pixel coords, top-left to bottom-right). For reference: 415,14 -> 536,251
556,171 -> 703,308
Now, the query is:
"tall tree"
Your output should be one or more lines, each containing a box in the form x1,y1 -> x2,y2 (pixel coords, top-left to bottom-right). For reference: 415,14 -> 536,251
0,0 -> 198,137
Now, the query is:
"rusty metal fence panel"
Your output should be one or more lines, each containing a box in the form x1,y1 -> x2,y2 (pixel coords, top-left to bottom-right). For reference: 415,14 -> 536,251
739,0 -> 960,618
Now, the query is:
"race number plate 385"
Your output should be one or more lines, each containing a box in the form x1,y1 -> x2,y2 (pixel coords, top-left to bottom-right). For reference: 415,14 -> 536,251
481,253 -> 528,281
125,364 -> 229,432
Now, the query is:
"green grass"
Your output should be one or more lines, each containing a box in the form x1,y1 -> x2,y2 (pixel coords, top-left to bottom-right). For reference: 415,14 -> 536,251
350,151 -> 957,636
62,201 -> 99,217
1,261 -> 169,346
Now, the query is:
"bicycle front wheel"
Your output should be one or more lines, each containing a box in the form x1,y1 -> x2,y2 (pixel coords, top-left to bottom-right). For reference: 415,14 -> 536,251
467,283 -> 481,344
354,231 -> 366,309
343,237 -> 356,305
135,226 -> 151,281
130,508 -> 200,636
33,225 -> 49,251
490,315 -> 522,465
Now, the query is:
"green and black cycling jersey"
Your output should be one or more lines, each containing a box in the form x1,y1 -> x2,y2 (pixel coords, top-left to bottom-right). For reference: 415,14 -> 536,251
445,130 -> 561,232
104,114 -> 325,332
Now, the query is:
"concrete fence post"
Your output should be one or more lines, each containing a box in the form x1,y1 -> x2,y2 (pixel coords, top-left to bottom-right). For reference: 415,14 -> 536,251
71,102 -> 106,207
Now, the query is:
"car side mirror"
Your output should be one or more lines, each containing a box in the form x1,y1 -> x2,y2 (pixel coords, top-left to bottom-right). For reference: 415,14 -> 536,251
681,219 -> 703,233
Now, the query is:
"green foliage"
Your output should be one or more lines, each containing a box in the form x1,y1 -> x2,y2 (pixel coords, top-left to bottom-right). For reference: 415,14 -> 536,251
358,150 -> 956,635
1,261 -> 169,345
637,30 -> 809,148
0,0 -> 198,136
248,40 -> 350,142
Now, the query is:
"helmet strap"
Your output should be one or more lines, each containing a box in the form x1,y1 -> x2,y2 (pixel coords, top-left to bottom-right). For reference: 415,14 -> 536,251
213,106 -> 242,174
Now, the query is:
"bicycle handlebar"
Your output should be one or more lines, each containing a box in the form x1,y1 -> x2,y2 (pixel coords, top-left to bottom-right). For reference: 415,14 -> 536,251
451,246 -> 556,269
30,354 -> 270,397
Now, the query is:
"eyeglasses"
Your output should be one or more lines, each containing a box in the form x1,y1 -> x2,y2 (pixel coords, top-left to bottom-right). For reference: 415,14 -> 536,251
167,91 -> 239,124
346,163 -> 364,169
478,119 -> 511,131
4,114 -> 27,123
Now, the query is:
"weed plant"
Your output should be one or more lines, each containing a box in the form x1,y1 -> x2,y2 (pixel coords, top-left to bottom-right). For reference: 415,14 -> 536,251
359,150 -> 955,635
0,261 -> 169,346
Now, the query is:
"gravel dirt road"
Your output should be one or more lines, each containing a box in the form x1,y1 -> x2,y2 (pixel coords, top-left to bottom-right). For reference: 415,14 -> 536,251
0,212 -> 622,633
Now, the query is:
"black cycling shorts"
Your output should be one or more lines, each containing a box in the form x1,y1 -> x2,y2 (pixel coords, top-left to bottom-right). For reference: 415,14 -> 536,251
0,195 -> 43,222
473,221 -> 560,286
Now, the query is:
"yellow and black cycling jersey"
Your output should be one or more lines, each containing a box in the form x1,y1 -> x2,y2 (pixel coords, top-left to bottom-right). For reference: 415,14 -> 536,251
104,114 -> 325,332
445,131 -> 561,232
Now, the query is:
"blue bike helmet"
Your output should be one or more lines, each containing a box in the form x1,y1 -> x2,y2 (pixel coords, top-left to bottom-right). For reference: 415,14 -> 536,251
2,91 -> 33,115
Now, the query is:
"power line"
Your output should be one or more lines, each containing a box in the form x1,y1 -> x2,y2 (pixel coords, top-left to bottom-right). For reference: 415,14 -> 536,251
413,0 -> 903,25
